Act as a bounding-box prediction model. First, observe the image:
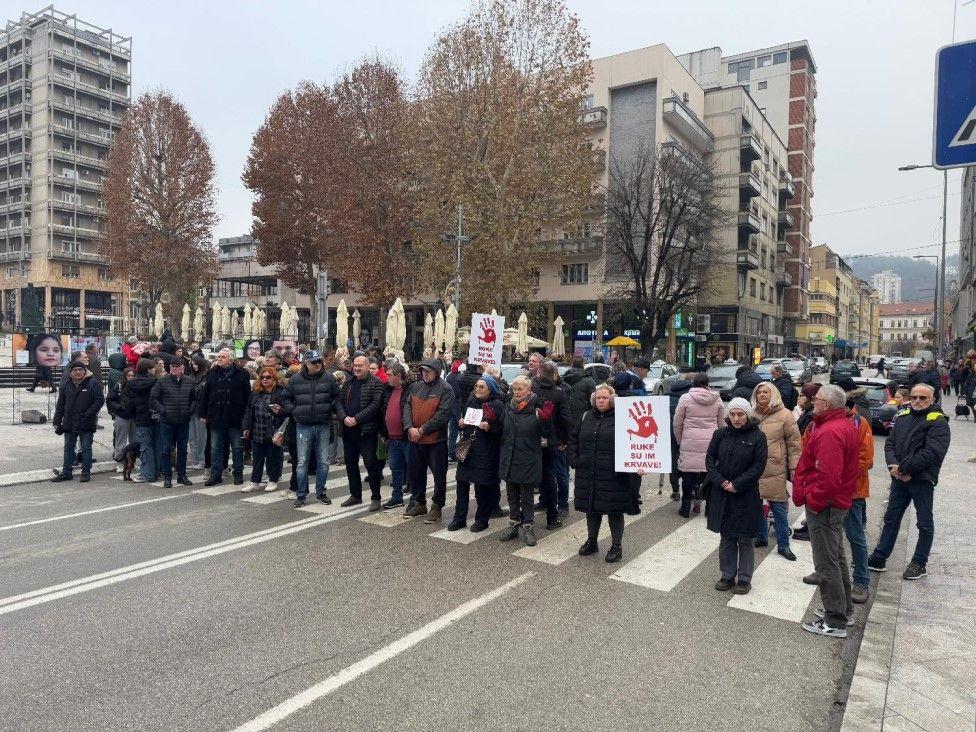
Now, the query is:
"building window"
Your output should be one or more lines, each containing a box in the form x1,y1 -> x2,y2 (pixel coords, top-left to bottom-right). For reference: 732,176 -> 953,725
61,264 -> 80,278
560,263 -> 588,285
773,51 -> 789,65
757,55 -> 771,68
583,94 -> 594,109
749,278 -> 756,297
760,283 -> 767,301
98,267 -> 113,281
758,81 -> 768,90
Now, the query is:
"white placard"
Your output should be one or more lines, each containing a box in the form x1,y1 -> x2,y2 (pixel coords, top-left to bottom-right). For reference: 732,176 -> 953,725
463,407 -> 484,426
614,396 -> 672,473
467,312 -> 504,367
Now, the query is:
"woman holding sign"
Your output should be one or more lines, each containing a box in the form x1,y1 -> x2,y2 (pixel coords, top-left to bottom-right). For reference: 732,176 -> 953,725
569,384 -> 640,563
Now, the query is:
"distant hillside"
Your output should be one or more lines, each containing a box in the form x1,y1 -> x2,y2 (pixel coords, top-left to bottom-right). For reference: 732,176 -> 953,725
847,253 -> 959,302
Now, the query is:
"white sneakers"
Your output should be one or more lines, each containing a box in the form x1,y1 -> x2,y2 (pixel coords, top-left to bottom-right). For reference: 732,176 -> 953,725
241,482 -> 261,493
264,481 -> 278,492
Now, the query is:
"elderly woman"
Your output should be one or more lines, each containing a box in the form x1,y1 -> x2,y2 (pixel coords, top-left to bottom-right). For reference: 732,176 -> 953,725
705,397 -> 768,595
242,367 -> 288,493
187,356 -> 211,470
752,382 -> 802,561
569,384 -> 640,563
498,375 -> 553,547
449,375 -> 505,532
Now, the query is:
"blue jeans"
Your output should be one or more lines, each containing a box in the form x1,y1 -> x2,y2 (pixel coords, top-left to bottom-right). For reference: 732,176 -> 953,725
387,438 -> 409,503
296,424 -> 331,499
159,421 -> 189,478
327,421 -> 342,463
62,431 -> 94,476
871,479 -> 935,567
250,441 -> 283,484
844,498 -> 869,585
555,450 -> 570,511
757,500 -> 791,551
136,424 -> 159,481
210,426 -> 243,481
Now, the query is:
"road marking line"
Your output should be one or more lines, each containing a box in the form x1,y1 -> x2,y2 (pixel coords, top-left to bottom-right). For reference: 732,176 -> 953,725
0,506 -> 369,616
610,517 -> 715,591
193,485 -> 242,496
428,506 -> 511,544
229,571 -> 536,732
241,492 -> 294,505
358,481 -> 458,527
0,494 -> 188,532
513,512 -> 644,564
727,540 -> 817,622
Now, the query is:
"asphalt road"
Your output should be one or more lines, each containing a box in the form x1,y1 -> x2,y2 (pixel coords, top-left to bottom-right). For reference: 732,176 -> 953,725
0,416 -> 923,731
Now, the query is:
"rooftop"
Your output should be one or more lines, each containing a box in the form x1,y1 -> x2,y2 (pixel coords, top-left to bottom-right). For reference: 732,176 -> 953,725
878,302 -> 933,316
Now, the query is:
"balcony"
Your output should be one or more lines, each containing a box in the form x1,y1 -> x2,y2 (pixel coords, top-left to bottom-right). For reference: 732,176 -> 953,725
49,98 -> 123,126
779,175 -> 795,199
777,210 -> 795,231
50,199 -> 104,216
0,102 -> 27,119
1,225 -> 29,237
736,250 -> 759,270
48,248 -> 106,263
0,200 -> 29,215
0,152 -> 28,167
51,174 -> 103,191
737,210 -> 761,233
0,128 -> 30,145
51,47 -> 131,82
738,171 -> 761,198
776,271 -> 793,288
581,106 -> 607,128
739,133 -> 763,162
0,250 -> 30,262
662,96 -> 714,153
777,240 -> 794,258
0,177 -> 30,191
541,235 -> 603,258
50,149 -> 107,169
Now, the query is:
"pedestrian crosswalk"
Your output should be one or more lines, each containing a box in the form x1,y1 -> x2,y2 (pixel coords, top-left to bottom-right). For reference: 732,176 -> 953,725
610,518 -> 716,592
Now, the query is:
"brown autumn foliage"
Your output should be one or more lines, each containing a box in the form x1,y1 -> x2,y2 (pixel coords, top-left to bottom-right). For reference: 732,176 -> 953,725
100,91 -> 219,323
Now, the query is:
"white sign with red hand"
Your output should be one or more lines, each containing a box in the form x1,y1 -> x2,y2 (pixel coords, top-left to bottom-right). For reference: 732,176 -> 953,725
467,312 -> 504,367
614,396 -> 672,473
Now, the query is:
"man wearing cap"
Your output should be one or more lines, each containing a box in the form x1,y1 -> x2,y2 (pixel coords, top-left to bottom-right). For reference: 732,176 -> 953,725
150,357 -> 197,489
402,358 -> 454,521
771,364 -> 798,411
279,350 -> 346,507
52,359 -> 104,482
198,348 -> 252,487
628,359 -> 650,396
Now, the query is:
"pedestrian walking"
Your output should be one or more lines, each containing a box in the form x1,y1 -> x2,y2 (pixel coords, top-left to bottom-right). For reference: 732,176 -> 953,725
241,367 -> 287,493
340,355 -> 386,510
402,359 -> 454,521
867,383 -> 950,580
792,384 -> 860,638
667,376 -> 692,502
673,372 -> 723,518
51,359 -> 104,483
128,358 -> 160,483
706,398 -> 767,595
380,362 -> 412,509
149,357 -> 197,489
199,348 -> 252,488
570,383 -> 641,563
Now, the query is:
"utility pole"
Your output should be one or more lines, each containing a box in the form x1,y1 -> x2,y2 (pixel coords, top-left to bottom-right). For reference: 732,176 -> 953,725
442,204 -> 471,313
938,169 -> 948,362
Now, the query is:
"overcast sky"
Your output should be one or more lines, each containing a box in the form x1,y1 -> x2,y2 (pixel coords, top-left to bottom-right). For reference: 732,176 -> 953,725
36,0 -> 976,262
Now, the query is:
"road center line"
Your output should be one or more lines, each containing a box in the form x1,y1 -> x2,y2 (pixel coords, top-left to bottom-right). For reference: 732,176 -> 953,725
0,494 -> 188,532
229,571 -> 536,732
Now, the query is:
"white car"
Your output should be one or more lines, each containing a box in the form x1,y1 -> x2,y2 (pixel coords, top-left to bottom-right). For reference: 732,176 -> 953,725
644,361 -> 682,395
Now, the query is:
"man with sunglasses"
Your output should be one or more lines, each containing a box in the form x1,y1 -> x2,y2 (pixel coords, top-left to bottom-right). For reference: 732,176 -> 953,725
868,383 -> 950,580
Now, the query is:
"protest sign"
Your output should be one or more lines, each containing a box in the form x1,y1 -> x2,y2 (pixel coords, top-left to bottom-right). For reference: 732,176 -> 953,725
467,312 -> 504,367
614,396 -> 672,473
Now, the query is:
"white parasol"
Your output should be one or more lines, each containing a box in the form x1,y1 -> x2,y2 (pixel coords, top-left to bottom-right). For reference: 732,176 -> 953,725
279,301 -> 290,339
384,306 -> 396,353
253,309 -> 264,339
551,316 -> 566,359
180,303 -> 191,343
336,299 -> 349,349
517,312 -> 528,355
193,306 -> 204,341
434,308 -> 445,354
392,298 -> 406,351
445,303 -> 458,359
211,301 -> 221,339
154,302 -> 164,340
221,306 -> 230,338
423,311 -> 434,357
352,309 -> 362,349
243,302 -> 252,339
230,309 -> 239,339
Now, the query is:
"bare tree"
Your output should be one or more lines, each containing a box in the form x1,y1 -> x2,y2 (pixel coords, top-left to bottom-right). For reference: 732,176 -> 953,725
101,91 -> 219,324
604,142 -> 728,355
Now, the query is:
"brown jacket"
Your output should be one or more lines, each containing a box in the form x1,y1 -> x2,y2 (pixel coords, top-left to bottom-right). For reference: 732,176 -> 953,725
756,402 -> 802,502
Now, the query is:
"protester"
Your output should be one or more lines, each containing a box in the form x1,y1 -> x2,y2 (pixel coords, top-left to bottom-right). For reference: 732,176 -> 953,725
867,383 -> 950,580
795,382 -> 821,435
242,367 -> 287,492
562,356 -> 597,429
483,364 -> 509,398
380,362 -> 412,509
526,352 -> 544,380
51,359 -> 104,483
793,384 -> 859,638
106,365 -> 136,468
673,372 -> 724,518
199,348 -> 252,488
106,352 -> 126,395
531,361 -> 570,528
187,356 -> 210,470
838,395 -> 874,604
628,359 -> 650,396
770,364 -> 798,411
751,382 -> 801,561
150,357 -> 197,488
402,359 -> 454,520
122,335 -> 140,369
834,377 -> 871,423
667,376 -> 692,502
340,355 -> 386,510
449,375 -> 504,532
730,365 -> 763,401
328,369 -> 347,465
705,397 -> 768,595
128,358 -> 160,483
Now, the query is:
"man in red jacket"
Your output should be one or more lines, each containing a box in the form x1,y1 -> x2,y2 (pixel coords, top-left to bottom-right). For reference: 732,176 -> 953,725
792,383 -> 860,638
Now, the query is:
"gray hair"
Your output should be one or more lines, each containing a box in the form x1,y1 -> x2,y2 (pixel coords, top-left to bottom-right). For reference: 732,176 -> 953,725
771,364 -> 783,376
818,384 -> 847,409
910,383 -> 936,397
590,383 -> 616,407
511,375 -> 533,391
484,365 -> 502,379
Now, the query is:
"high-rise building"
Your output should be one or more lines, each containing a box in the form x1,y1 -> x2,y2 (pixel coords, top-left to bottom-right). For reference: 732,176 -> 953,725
870,269 -> 902,304
0,7 -> 131,334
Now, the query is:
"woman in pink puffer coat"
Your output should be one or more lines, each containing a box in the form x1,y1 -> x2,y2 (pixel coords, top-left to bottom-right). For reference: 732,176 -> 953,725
673,372 -> 725,518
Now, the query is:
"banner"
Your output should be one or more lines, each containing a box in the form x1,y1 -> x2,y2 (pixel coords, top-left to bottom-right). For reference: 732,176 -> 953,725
614,396 -> 672,473
467,312 -> 504,367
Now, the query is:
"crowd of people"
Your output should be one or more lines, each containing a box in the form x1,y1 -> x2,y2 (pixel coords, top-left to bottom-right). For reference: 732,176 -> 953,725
45,337 -> 965,639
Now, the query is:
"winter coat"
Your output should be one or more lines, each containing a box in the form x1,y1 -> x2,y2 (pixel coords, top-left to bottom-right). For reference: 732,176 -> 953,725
156,339 -> 178,371
87,356 -> 103,387
850,410 -> 873,500
455,369 -> 482,418
531,376 -> 571,454
380,381 -> 411,440
796,405 -> 815,437
53,374 -> 104,434
106,353 -> 126,394
106,378 -> 133,419
563,368 -> 596,428
340,373 -> 385,435
198,364 -> 252,429
126,375 -> 158,428
446,370 -> 463,418
731,370 -> 763,401
669,379 -> 692,419
149,374 -> 198,425
847,387 -> 872,423
908,368 -> 942,395
963,364 -> 976,404
673,387 -> 724,473
884,404 -> 950,486
279,365 -> 345,427
755,403 -> 802,502
704,419 -> 767,538
242,385 -> 287,443
456,394 -> 504,485
569,407 -> 638,515
122,342 -> 139,369
402,359 -> 454,443
772,375 -> 798,411
498,394 -> 546,485
792,408 -> 859,513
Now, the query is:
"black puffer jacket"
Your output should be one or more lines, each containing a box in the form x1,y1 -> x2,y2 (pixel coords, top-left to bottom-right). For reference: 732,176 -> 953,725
281,365 -> 346,426
772,375 -> 798,411
53,375 -> 104,434
106,353 -> 126,394
570,407 -> 638,514
198,364 -> 253,429
126,375 -> 158,428
340,373 -> 385,435
498,395 -> 545,485
884,405 -> 950,486
531,376 -> 571,453
731,370 -> 764,401
149,374 -> 198,425
456,394 -> 504,485
705,418 -> 767,538
562,367 -> 596,429
106,377 -> 133,419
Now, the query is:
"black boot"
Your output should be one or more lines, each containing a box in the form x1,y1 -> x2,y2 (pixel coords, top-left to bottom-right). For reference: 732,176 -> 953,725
605,544 -> 623,563
233,472 -> 244,486
51,472 -> 73,482
579,538 -> 599,556
678,500 -> 691,518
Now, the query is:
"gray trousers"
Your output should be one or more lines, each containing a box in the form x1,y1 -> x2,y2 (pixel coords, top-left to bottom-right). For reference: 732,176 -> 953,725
188,418 -> 208,467
719,535 -> 755,583
113,417 -> 136,461
808,506 -> 853,629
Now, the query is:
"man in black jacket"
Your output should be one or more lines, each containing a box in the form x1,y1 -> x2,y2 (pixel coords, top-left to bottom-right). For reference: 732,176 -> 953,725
198,348 -> 252,487
771,364 -> 798,411
340,355 -> 386,510
52,360 -> 104,482
150,357 -> 196,488
279,350 -> 346,507
532,361 -> 571,528
868,383 -> 950,580
730,366 -> 763,401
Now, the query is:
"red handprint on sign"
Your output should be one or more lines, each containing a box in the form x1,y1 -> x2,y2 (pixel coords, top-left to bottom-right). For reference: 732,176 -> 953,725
478,316 -> 496,345
627,400 -> 658,440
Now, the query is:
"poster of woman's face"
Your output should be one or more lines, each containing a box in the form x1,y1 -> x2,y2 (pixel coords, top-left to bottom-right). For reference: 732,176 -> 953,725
246,341 -> 262,359
26,333 -> 70,367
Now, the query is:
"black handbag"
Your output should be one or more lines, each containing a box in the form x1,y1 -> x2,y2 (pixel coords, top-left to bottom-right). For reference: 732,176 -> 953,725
454,435 -> 476,463
698,475 -> 713,501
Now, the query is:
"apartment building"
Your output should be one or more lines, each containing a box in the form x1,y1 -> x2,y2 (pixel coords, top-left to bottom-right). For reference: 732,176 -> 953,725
879,301 -> 934,356
859,279 -> 881,355
0,7 -> 131,334
802,244 -> 875,358
871,269 -> 902,304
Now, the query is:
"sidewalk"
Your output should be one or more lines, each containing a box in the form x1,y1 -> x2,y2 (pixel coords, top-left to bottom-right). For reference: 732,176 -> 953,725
842,414 -> 976,731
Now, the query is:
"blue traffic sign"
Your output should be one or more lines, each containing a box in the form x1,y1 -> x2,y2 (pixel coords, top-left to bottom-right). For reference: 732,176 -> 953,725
934,39 -> 976,169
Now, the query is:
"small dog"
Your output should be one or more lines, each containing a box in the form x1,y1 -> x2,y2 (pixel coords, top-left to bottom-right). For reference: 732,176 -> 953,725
122,442 -> 141,481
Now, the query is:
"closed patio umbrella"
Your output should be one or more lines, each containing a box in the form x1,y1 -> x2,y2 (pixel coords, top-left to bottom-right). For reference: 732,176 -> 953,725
445,304 -> 458,358
551,316 -> 566,359
336,299 -> 349,349
516,312 -> 528,355
180,303 -> 191,343
193,306 -> 204,341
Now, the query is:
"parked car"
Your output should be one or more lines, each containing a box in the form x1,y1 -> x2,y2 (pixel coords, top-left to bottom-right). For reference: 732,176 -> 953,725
781,359 -> 812,385
854,377 -> 899,434
888,358 -> 920,387
583,363 -> 613,383
753,362 -> 777,382
807,356 -> 827,374
829,360 -> 861,383
644,361 -> 682,395
707,361 -> 741,400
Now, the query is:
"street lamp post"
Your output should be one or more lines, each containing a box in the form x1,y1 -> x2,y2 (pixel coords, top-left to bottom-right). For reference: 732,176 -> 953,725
914,256 -> 940,354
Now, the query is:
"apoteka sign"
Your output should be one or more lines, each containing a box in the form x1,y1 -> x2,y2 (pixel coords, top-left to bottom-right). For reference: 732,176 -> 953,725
614,396 -> 672,473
